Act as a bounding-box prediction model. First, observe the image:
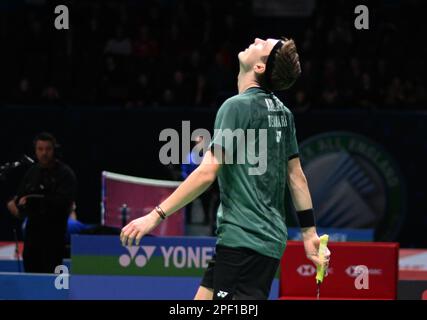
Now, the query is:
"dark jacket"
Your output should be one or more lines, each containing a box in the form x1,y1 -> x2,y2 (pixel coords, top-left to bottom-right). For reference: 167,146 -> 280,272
16,160 -> 77,245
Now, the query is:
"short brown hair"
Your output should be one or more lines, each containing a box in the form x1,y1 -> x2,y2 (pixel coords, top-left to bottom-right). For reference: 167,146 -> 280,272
33,132 -> 57,149
258,38 -> 301,91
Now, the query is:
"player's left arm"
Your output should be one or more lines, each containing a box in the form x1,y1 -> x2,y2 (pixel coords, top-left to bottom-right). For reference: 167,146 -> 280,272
120,149 -> 222,246
287,157 -> 330,267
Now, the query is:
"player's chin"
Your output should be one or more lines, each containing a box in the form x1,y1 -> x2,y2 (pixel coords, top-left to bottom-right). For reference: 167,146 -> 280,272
237,51 -> 246,62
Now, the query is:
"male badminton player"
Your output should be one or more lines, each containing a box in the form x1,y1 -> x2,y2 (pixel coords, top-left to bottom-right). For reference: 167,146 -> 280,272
121,37 -> 330,300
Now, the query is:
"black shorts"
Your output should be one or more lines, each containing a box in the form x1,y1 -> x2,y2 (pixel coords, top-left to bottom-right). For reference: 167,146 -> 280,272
200,244 -> 280,300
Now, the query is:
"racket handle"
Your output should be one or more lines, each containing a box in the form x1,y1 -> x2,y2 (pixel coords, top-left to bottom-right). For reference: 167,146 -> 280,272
316,234 -> 329,283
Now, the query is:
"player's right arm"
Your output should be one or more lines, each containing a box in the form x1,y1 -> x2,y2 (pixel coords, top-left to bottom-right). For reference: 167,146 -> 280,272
120,149 -> 223,246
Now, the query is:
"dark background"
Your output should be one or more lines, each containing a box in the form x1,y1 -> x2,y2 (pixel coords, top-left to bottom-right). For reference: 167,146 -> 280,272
0,0 -> 426,247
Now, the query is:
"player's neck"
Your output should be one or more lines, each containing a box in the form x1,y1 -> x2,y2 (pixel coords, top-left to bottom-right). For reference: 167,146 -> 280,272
237,70 -> 260,94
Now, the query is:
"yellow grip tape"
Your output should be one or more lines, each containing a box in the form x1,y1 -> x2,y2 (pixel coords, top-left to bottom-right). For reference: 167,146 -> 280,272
316,234 -> 329,283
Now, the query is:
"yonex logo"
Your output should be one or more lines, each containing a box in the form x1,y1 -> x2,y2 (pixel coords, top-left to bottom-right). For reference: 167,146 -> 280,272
217,290 -> 229,298
119,246 -> 156,267
297,264 -> 316,276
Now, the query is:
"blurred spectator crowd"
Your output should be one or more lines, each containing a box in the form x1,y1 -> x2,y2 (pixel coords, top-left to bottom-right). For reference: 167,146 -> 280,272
1,0 -> 426,110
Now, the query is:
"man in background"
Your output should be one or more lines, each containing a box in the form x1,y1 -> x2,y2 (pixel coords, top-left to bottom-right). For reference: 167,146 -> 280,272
7,132 -> 77,273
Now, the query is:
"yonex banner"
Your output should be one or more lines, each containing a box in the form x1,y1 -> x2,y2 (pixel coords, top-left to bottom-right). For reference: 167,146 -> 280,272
72,235 -> 216,276
71,235 -> 280,299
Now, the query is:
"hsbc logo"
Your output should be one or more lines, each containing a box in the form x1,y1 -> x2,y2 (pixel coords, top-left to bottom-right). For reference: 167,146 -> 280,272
297,264 -> 316,276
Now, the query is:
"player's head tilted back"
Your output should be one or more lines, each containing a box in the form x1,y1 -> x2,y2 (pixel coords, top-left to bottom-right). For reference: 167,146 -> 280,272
238,37 -> 302,91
